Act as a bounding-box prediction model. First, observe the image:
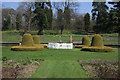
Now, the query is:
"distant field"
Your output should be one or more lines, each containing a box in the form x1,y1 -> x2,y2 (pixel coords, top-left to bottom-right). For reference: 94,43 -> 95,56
1,30 -> 119,44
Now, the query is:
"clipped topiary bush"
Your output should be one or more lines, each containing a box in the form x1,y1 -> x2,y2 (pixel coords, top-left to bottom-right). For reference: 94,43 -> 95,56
82,36 -> 91,46
91,34 -> 104,47
33,35 -> 48,48
74,36 -> 90,48
21,33 -> 34,46
11,33 -> 44,51
81,34 -> 114,52
33,35 -> 40,44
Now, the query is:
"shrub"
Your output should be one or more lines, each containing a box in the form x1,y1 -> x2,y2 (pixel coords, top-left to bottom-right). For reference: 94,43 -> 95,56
81,34 -> 114,52
11,46 -> 44,51
81,46 -> 114,52
33,35 -> 40,44
91,34 -> 104,47
82,36 -> 91,46
21,33 -> 34,46
2,57 -> 7,61
74,45 -> 85,48
11,33 -> 44,51
74,36 -> 90,48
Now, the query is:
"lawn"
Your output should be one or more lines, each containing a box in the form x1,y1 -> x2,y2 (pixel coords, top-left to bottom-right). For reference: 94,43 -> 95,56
2,31 -> 119,44
2,47 -> 118,78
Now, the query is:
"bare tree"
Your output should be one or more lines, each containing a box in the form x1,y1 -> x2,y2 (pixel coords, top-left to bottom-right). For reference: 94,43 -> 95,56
17,2 -> 36,32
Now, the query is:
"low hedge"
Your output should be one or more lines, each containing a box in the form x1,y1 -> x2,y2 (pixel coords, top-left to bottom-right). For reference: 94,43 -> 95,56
34,44 -> 48,48
11,46 -> 44,51
74,45 -> 85,48
81,46 -> 114,52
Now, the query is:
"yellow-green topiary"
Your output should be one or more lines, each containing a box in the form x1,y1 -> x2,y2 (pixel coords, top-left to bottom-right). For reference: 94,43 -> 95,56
33,35 -> 48,48
33,35 -> 40,44
91,34 -> 104,47
82,36 -> 91,46
11,46 -> 44,51
21,33 -> 34,46
81,46 -> 114,52
74,36 -> 90,48
74,45 -> 85,48
11,33 -> 44,51
81,34 -> 114,52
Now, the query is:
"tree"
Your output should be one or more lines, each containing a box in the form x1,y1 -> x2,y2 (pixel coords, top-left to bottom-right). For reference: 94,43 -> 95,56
34,2 -> 51,35
84,13 -> 90,32
91,1 -> 109,33
2,8 -> 15,31
57,9 -> 64,34
45,7 -> 53,30
109,1 -> 120,32
107,8 -> 118,33
17,2 -> 35,32
74,14 -> 84,32
16,13 -> 22,30
34,6 -> 48,35
64,3 -> 71,29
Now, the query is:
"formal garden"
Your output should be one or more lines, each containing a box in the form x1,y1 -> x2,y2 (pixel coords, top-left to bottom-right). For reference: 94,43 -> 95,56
1,31 -> 119,78
1,0 -> 120,79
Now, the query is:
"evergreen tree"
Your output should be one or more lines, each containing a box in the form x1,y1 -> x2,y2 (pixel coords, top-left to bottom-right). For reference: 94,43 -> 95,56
34,2 -> 52,35
108,8 -> 118,33
84,13 -> 90,32
109,1 -> 120,32
45,7 -> 53,30
91,1 -> 109,33
57,9 -> 64,34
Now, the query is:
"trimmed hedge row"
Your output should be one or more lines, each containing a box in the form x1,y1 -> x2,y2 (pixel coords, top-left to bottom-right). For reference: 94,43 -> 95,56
11,46 -> 44,51
81,46 -> 114,52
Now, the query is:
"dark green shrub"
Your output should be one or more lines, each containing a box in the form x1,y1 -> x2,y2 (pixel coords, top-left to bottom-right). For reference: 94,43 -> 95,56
2,57 -> 7,61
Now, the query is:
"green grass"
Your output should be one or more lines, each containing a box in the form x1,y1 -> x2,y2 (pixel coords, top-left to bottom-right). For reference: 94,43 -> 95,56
2,47 -> 118,60
2,47 -> 118,78
31,60 -> 88,78
1,31 -> 119,44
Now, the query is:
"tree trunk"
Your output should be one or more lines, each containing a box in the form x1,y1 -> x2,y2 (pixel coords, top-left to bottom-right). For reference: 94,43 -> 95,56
61,26 -> 64,35
37,30 -> 43,35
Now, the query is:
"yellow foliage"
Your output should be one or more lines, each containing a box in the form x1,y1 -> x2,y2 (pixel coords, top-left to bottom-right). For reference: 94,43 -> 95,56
82,46 -> 114,52
33,35 -> 40,44
74,45 -> 85,48
11,46 -> 44,51
21,33 -> 34,46
82,36 -> 91,46
91,34 -> 104,47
